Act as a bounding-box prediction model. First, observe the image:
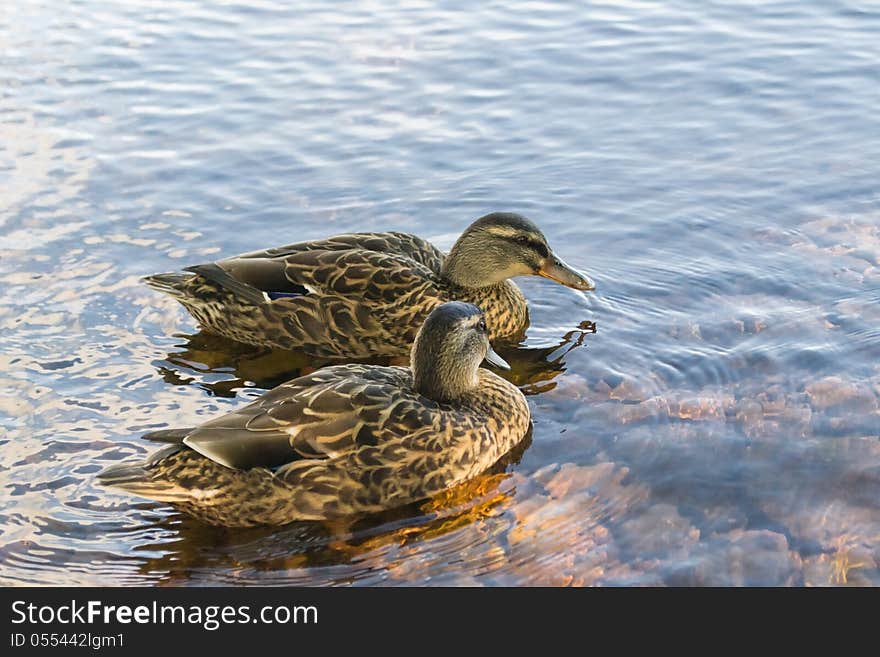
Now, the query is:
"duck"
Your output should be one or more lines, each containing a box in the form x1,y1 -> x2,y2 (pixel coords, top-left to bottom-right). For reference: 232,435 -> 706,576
144,212 -> 594,358
99,302 -> 532,527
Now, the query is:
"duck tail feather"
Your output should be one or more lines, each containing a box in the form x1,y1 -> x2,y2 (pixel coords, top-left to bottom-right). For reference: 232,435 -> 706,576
184,263 -> 268,305
97,462 -> 151,487
142,428 -> 195,444
142,272 -> 193,298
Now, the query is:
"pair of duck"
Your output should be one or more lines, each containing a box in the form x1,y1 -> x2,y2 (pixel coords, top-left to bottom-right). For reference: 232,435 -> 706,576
101,212 -> 595,527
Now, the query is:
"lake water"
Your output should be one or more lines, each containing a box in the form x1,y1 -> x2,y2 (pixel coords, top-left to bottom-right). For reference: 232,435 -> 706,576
2,0 -> 879,586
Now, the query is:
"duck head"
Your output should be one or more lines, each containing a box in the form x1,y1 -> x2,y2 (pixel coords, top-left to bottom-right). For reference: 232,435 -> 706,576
441,212 -> 595,291
412,301 -> 509,402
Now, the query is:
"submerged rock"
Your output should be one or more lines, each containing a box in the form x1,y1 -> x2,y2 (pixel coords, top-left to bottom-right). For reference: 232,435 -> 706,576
504,462 -> 652,585
805,376 -> 877,413
667,529 -> 803,586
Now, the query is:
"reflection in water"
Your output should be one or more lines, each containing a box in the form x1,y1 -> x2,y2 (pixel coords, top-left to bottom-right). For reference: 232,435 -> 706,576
156,331 -> 326,397
154,321 -> 596,397
128,434 -> 534,586
500,321 -> 597,395
118,443 -> 682,586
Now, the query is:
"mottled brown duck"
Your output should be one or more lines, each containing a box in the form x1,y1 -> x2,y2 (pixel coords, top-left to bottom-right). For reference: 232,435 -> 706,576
99,302 -> 531,527
144,212 -> 594,358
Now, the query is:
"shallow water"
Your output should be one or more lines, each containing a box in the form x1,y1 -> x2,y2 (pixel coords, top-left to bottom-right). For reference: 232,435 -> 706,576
2,0 -> 879,586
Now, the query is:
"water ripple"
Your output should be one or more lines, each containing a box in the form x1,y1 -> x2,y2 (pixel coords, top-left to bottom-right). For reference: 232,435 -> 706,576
2,0 -> 879,586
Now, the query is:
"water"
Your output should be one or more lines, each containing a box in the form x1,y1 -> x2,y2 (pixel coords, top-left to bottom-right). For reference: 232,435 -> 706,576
2,0 -> 879,586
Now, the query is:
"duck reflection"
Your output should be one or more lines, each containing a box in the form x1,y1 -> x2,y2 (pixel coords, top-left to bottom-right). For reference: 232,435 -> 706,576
128,430 -> 532,585
154,320 -> 596,398
496,320 -> 596,395
155,330 -> 400,397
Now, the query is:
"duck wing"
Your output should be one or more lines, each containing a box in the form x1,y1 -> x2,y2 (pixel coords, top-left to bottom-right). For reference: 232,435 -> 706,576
178,365 -> 427,470
213,231 -> 445,301
236,231 -> 446,273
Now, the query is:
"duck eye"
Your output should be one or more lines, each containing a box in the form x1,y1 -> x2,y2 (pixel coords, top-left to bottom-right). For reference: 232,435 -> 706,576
477,319 -> 487,332
515,235 -> 530,245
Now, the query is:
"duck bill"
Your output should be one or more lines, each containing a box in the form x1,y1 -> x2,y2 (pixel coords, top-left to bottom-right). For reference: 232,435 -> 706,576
484,346 -> 511,370
538,252 -> 595,291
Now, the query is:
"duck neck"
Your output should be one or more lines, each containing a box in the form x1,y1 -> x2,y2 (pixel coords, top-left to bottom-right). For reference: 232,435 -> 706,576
442,236 -> 506,288
411,341 -> 479,403
448,280 -> 529,341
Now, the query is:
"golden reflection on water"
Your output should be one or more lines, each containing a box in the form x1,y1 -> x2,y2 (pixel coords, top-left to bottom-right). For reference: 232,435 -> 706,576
121,451 -> 664,587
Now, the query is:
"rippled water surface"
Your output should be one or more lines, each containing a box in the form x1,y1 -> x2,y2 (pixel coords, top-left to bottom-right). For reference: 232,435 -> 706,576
2,0 -> 880,586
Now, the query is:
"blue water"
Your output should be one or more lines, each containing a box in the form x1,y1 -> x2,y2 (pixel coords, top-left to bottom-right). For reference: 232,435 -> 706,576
1,0 -> 879,585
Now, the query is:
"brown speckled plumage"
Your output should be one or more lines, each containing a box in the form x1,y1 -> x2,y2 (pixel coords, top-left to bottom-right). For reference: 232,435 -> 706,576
100,303 -> 531,527
143,213 -> 593,358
